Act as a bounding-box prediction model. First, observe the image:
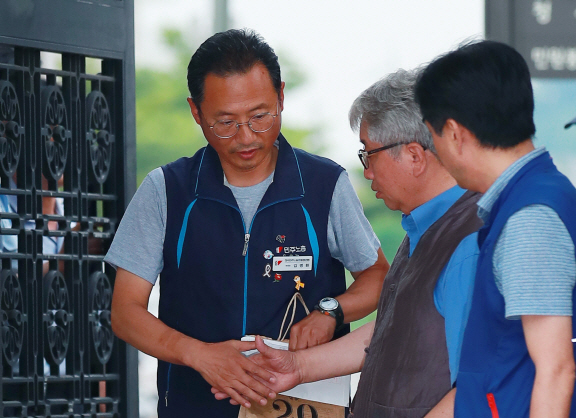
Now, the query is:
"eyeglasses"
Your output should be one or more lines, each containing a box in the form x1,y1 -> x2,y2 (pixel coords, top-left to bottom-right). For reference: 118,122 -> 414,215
357,143 -> 404,169
207,102 -> 280,139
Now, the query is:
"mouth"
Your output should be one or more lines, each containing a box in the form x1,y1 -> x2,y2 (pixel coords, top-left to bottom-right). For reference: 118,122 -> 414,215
237,148 -> 258,160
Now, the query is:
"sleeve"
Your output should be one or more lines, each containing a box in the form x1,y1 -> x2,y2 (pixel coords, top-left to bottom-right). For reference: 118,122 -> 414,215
434,232 -> 480,384
327,171 -> 381,272
493,204 -> 576,319
104,168 -> 167,285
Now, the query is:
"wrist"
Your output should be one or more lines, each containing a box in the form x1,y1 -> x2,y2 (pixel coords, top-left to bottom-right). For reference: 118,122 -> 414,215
177,335 -> 205,369
314,297 -> 344,331
295,350 -> 310,384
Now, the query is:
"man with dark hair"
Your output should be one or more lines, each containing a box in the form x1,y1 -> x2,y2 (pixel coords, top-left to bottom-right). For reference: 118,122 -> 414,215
106,28 -> 388,417
415,40 -> 576,417
214,68 -> 482,418
187,30 -> 282,106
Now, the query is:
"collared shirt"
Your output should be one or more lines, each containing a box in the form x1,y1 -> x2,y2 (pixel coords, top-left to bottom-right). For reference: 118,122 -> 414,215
477,147 -> 546,222
477,146 -> 575,319
401,185 -> 479,384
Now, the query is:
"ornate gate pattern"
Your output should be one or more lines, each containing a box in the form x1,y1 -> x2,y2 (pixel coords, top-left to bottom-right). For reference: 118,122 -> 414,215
0,1 -> 137,417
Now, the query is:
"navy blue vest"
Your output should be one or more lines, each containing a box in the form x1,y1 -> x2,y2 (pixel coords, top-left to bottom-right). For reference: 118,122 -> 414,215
455,152 -> 576,417
158,134 -> 347,417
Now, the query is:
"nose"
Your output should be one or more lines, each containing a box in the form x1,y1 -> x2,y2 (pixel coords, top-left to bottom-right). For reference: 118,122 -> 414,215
234,122 -> 257,144
363,166 -> 374,180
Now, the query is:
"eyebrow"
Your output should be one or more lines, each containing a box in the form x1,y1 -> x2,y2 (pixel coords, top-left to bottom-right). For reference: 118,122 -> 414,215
213,102 -> 271,118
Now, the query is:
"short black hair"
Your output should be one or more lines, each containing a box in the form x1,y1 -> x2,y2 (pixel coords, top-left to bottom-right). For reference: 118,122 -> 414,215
414,40 -> 536,148
187,28 -> 282,107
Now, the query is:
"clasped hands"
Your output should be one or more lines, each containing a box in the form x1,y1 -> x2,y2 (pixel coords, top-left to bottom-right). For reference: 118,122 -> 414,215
208,310 -> 336,407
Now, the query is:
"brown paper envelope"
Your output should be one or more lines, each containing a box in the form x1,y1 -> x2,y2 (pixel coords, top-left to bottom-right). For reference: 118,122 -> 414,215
239,394 -> 345,418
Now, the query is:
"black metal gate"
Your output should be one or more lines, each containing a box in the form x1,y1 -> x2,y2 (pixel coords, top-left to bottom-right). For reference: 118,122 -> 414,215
0,1 -> 137,417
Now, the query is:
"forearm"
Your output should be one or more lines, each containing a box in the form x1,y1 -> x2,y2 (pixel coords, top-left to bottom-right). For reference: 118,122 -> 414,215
424,388 -> 455,418
111,267 -> 209,370
530,366 -> 574,417
522,315 -> 575,418
339,248 -> 388,322
297,321 -> 375,383
111,297 -> 203,368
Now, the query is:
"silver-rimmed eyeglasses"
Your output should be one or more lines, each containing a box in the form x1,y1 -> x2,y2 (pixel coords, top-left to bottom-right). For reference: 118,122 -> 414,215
208,102 -> 280,139
358,143 -> 403,169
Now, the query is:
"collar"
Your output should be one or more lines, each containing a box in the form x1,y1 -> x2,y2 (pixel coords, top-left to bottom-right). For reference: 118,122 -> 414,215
401,185 -> 466,256
477,146 -> 547,223
194,133 -> 305,208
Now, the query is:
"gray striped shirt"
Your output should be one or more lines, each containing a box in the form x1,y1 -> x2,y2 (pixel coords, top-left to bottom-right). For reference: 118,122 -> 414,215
477,146 -> 576,319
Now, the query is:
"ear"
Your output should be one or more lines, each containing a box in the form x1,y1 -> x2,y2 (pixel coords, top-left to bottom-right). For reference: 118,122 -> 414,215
279,81 -> 285,111
187,97 -> 202,125
443,119 -> 464,155
405,142 -> 428,177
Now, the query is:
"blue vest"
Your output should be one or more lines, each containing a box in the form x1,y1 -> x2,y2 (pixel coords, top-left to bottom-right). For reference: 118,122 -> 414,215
455,152 -> 576,417
158,134 -> 347,417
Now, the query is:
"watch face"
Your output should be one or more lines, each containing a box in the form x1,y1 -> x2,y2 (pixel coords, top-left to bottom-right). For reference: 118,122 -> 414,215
319,297 -> 338,311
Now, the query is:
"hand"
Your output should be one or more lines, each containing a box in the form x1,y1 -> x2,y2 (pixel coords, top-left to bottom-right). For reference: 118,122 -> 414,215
212,336 -> 304,405
194,339 -> 277,408
288,310 -> 336,351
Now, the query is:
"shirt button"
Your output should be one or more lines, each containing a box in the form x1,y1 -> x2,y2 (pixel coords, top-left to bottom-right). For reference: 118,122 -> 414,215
389,283 -> 397,292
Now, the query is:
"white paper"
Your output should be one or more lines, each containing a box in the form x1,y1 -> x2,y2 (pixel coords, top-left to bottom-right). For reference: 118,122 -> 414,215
241,336 -> 350,407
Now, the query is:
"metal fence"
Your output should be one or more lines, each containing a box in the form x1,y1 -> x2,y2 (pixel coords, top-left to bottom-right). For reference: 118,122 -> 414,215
0,1 -> 137,417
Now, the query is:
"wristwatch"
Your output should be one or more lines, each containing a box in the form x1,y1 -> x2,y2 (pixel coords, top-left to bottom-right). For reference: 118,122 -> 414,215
314,297 -> 344,331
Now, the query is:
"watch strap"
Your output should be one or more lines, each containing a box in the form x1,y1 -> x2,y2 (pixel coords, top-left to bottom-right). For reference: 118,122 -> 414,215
314,299 -> 344,331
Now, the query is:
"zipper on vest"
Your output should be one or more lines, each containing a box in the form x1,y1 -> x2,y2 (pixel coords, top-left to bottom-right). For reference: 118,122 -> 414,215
242,233 -> 250,256
486,393 -> 499,418
164,321 -> 177,408
165,363 -> 172,407
199,195 -> 303,336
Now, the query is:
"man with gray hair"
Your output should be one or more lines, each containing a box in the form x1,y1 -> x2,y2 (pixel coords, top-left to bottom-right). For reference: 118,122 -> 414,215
215,69 -> 482,417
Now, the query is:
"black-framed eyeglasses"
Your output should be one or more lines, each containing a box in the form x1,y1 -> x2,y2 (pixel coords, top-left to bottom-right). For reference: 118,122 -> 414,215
357,143 -> 403,169
207,102 -> 280,139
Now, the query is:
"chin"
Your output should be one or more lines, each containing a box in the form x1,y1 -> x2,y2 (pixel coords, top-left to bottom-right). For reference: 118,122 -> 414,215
454,176 -> 476,192
381,198 -> 397,211
236,158 -> 262,171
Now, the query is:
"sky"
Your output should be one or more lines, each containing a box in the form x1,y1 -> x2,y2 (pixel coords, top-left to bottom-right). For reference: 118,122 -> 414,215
135,0 -> 485,172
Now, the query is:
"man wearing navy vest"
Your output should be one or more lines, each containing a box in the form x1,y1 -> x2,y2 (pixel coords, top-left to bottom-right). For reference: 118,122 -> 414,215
106,29 -> 389,417
415,41 -> 576,417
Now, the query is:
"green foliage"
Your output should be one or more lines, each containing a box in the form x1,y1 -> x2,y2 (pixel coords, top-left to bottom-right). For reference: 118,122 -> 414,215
281,126 -> 323,154
347,168 -> 406,331
355,172 -> 405,261
136,66 -> 205,184
278,51 -> 307,91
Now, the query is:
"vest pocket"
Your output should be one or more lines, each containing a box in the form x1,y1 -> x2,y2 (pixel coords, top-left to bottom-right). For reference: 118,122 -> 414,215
486,393 -> 499,418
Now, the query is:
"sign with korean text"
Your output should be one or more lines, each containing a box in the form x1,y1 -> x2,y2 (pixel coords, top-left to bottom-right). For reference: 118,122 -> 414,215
486,0 -> 576,78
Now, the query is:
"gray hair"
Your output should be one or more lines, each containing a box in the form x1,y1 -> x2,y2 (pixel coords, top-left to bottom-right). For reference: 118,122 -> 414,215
349,68 -> 435,158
